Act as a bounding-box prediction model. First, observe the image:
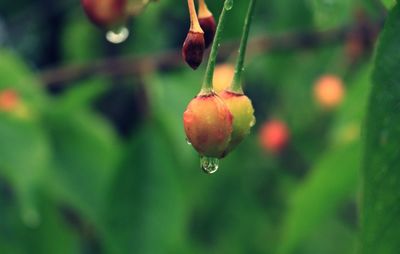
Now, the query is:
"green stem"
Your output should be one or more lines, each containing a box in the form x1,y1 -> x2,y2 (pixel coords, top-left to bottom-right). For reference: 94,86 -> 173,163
231,0 -> 256,93
200,0 -> 233,95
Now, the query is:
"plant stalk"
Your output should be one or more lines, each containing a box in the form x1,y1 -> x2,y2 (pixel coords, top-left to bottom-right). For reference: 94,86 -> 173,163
200,0 -> 233,95
231,0 -> 256,93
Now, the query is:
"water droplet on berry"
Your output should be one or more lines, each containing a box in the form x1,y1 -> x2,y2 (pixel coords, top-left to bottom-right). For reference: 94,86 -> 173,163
186,138 -> 192,145
106,27 -> 129,44
200,156 -> 219,174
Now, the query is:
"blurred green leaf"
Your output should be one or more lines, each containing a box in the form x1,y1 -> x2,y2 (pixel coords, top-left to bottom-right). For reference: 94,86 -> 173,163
0,114 -> 50,227
104,123 -> 186,254
45,106 -> 121,226
0,50 -> 50,226
362,4 -> 400,253
308,0 -> 356,29
278,141 -> 360,254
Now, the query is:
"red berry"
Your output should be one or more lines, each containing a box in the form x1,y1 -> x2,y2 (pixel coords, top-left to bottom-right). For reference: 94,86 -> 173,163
182,31 -> 205,70
259,120 -> 289,154
183,93 -> 233,158
0,89 -> 19,112
81,0 -> 127,28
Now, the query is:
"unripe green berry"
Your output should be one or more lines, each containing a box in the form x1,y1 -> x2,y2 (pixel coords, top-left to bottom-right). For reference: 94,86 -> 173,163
219,90 -> 255,152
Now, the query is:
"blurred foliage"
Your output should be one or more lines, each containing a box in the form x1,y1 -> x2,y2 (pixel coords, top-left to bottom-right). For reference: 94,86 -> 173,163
362,3 -> 400,253
0,0 -> 394,253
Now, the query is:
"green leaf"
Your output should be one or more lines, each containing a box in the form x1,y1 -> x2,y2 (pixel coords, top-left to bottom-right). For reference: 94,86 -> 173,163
104,123 -> 186,254
278,141 -> 360,254
362,3 -> 400,253
45,108 -> 121,226
0,115 -> 51,226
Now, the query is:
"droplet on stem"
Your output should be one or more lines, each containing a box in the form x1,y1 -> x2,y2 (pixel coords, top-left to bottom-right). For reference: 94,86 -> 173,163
200,156 -> 219,174
106,26 -> 129,44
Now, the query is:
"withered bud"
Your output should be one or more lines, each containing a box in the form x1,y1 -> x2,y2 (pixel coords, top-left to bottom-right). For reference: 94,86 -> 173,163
182,31 -> 205,70
199,15 -> 216,49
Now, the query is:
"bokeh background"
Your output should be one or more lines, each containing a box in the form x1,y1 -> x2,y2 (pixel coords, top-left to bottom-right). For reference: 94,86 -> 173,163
0,0 -> 389,253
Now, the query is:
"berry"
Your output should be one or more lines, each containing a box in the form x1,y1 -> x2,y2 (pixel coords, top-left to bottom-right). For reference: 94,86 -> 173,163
219,91 -> 255,152
183,93 -> 233,158
182,31 -> 205,70
314,75 -> 345,109
213,64 -> 235,93
259,120 -> 289,154
81,0 -> 127,28
0,89 -> 19,112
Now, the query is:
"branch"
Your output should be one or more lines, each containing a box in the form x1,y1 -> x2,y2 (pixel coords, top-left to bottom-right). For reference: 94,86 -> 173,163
39,24 -> 376,86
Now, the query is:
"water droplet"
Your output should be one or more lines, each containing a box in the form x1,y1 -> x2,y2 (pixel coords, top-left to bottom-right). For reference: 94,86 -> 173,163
200,156 -> 219,174
186,138 -> 192,145
106,27 -> 129,44
224,0 -> 233,10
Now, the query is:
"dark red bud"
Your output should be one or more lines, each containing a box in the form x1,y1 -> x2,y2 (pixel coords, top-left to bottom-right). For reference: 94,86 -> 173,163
81,0 -> 127,28
182,31 -> 205,70
199,15 -> 216,49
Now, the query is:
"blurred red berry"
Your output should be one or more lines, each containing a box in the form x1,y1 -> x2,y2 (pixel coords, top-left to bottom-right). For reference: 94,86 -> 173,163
81,0 -> 127,28
0,89 -> 19,112
183,93 -> 233,158
259,120 -> 289,154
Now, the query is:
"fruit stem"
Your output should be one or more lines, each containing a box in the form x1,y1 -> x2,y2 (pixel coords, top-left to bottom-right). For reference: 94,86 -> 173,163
188,0 -> 203,32
198,0 -> 212,18
200,0 -> 233,95
231,0 -> 256,93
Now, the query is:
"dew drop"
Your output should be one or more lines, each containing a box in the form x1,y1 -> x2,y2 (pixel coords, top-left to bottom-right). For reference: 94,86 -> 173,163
186,138 -> 192,145
224,0 -> 233,10
106,27 -> 129,44
200,156 -> 219,174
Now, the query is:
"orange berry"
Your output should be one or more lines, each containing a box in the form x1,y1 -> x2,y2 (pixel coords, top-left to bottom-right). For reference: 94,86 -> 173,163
0,89 -> 19,112
259,120 -> 289,154
213,64 -> 235,93
314,75 -> 345,109
183,93 -> 233,158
